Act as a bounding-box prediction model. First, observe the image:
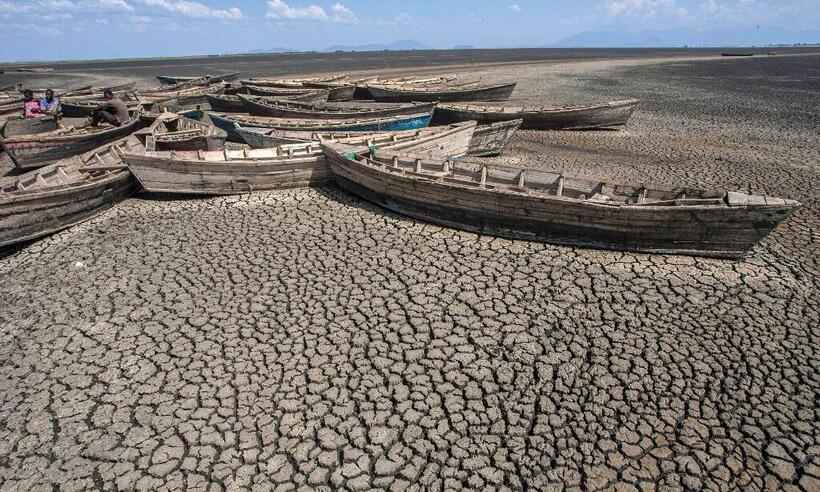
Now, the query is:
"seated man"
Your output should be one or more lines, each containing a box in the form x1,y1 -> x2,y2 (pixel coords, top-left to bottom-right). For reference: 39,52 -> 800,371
91,89 -> 129,127
39,89 -> 61,116
23,90 -> 43,118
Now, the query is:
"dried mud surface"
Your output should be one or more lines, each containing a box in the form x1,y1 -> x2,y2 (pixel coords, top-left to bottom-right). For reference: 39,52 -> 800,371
1,54 -> 818,491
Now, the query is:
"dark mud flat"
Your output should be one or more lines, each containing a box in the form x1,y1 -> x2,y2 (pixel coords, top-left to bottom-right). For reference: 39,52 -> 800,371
1,54 -> 819,491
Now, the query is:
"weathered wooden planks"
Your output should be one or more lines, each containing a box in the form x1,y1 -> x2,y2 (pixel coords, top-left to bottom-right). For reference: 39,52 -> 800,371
239,95 -> 437,120
0,136 -> 141,247
467,119 -> 522,157
432,99 -> 640,130
123,122 -> 475,196
366,82 -> 517,102
322,145 -> 801,259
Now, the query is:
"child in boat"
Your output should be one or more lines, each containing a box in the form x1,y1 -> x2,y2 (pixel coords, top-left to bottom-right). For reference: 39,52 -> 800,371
39,89 -> 61,116
23,90 -> 43,118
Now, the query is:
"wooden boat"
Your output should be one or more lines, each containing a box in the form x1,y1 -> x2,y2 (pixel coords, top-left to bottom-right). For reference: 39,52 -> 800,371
367,81 -> 517,102
2,116 -> 59,138
157,75 -> 200,85
0,100 -> 23,118
467,119 -> 522,157
135,113 -> 226,151
238,85 -> 329,102
138,83 -> 224,104
208,112 -> 433,137
323,146 -> 800,259
432,99 -> 640,130
206,94 -> 246,113
239,74 -> 347,88
61,96 -> 142,118
238,95 -> 437,120
302,81 -> 356,101
721,53 -> 754,57
0,136 -> 140,248
1,116 -> 143,170
123,121 -> 476,195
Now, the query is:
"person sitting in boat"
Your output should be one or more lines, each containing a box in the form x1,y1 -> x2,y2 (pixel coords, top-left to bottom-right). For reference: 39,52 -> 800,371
38,89 -> 61,116
23,90 -> 43,118
91,89 -> 129,127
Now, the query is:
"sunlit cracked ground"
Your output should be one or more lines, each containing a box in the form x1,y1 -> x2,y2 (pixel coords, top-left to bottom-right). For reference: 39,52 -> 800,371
1,54 -> 818,491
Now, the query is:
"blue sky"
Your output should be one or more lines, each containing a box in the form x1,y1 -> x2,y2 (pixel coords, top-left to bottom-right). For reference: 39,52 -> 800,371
0,0 -> 818,61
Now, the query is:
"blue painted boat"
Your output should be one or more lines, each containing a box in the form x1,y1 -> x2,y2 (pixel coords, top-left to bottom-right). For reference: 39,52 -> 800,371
206,112 -> 432,142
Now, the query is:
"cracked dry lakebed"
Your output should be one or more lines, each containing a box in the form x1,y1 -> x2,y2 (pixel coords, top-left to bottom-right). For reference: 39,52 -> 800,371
0,53 -> 819,491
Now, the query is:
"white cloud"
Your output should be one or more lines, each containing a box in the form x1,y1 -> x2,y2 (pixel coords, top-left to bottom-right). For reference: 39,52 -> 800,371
266,0 -> 358,22
605,0 -> 678,16
140,0 -> 242,19
88,0 -> 133,11
266,0 -> 327,20
510,4 -> 521,12
330,2 -> 356,22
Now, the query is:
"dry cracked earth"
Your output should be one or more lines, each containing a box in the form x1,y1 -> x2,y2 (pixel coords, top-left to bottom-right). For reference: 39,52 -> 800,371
1,54 -> 819,491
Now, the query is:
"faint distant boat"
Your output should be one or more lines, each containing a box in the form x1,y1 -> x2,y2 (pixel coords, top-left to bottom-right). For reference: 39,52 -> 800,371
432,99 -> 640,130
466,119 -> 522,157
366,81 -> 516,102
157,75 -> 200,85
123,121 -> 476,195
1,115 -> 143,170
156,73 -> 240,85
0,136 -> 140,248
239,95 -> 437,120
721,52 -> 755,57
322,145 -> 801,259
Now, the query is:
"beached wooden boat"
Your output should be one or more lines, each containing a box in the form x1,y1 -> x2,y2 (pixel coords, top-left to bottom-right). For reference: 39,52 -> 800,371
135,113 -> 226,151
1,116 -> 143,170
0,136 -> 140,248
367,81 -> 516,102
432,99 -> 640,130
302,81 -> 356,101
237,85 -> 329,102
138,83 -> 224,104
323,146 -> 800,258
239,74 -> 347,88
721,53 -> 754,57
467,119 -> 522,157
238,95 -> 437,120
1,116 -> 59,138
61,97 -> 142,118
157,75 -> 200,85
124,121 -> 476,195
0,99 -> 24,118
206,94 -> 246,113
208,112 -> 433,139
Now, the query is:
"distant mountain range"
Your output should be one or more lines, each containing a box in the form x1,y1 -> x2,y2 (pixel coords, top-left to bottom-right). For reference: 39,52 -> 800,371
552,27 -> 820,47
324,40 -> 429,52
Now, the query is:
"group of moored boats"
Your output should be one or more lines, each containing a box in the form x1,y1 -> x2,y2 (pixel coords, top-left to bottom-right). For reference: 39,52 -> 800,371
0,71 -> 801,258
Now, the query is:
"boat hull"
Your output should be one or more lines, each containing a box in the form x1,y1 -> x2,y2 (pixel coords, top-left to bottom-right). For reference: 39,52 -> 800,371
0,171 -> 134,248
325,150 -> 797,259
1,118 -> 143,170
241,96 -> 436,120
125,122 -> 475,195
467,119 -> 522,157
206,94 -> 246,113
432,100 -> 639,130
367,82 -> 516,102
2,116 -> 58,137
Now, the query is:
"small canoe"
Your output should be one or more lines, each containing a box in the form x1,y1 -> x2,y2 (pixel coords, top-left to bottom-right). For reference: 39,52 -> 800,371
2,116 -> 59,138
367,81 -> 516,102
123,121 -> 476,195
239,95 -> 437,120
323,146 -> 800,259
432,99 -> 640,130
0,136 -> 140,248
1,116 -> 144,170
208,112 -> 433,136
467,119 -> 522,157
138,83 -> 224,104
135,113 -> 226,152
